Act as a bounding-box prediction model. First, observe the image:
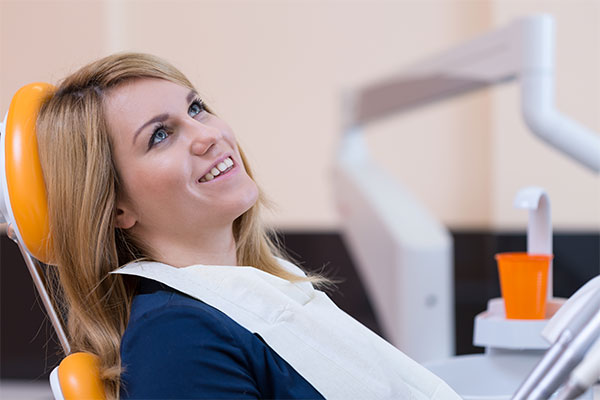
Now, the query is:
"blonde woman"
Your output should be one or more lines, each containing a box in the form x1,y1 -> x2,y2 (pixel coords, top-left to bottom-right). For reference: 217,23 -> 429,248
36,53 -> 460,400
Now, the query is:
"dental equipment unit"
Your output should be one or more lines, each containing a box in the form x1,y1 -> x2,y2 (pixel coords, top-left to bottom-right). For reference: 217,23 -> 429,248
335,13 -> 599,398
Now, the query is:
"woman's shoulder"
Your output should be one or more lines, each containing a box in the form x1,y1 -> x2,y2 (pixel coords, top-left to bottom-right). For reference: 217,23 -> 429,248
125,277 -> 245,337
120,277 -> 325,399
120,278 -> 258,398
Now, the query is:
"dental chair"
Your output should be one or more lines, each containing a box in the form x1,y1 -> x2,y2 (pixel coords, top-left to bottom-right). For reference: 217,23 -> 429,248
0,82 -> 106,400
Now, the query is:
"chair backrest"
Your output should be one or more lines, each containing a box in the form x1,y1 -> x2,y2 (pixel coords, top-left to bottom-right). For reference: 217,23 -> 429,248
1,83 -> 106,400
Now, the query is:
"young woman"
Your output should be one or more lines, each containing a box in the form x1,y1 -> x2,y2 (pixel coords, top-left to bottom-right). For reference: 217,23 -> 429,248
36,53 -> 460,399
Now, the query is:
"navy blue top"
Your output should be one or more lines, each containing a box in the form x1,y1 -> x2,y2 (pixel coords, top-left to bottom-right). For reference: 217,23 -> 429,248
120,277 -> 324,399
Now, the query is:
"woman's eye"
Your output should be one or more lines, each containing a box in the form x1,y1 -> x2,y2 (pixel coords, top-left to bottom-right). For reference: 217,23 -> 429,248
148,127 -> 169,149
188,99 -> 204,118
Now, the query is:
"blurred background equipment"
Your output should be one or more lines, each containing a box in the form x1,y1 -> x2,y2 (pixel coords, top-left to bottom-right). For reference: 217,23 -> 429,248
334,14 -> 600,397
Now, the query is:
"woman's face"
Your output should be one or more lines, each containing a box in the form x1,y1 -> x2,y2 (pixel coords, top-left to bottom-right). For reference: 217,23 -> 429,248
105,78 -> 258,247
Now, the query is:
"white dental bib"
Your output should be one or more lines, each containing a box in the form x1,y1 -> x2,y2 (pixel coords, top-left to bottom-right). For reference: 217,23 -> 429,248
112,258 -> 460,400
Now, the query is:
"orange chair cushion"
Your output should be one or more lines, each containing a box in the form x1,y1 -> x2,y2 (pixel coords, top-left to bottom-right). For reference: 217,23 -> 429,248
5,82 -> 54,263
58,352 -> 106,400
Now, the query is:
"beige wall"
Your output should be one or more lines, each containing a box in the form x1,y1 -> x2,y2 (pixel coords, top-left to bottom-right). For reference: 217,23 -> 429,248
1,1 -> 109,110
1,0 -> 598,231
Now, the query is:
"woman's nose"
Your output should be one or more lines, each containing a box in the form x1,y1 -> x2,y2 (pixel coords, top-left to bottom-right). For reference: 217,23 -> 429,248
188,121 -> 222,156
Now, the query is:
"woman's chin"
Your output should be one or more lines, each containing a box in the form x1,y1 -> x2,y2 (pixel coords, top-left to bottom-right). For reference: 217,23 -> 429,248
235,181 -> 260,215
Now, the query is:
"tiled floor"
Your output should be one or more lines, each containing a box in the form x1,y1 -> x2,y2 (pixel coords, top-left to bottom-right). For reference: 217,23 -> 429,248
0,380 -> 53,400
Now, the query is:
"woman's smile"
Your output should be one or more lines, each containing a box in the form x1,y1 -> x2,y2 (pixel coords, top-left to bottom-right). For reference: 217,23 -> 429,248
198,155 -> 236,183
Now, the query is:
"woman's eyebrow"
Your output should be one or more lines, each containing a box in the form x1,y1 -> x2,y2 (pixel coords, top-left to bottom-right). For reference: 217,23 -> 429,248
133,113 -> 169,145
186,89 -> 198,104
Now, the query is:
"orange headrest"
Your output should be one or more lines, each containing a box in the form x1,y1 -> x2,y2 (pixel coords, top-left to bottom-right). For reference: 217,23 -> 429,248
3,82 -> 55,263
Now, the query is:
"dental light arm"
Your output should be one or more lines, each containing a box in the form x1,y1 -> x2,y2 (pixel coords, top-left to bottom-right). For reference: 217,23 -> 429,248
343,15 -> 600,172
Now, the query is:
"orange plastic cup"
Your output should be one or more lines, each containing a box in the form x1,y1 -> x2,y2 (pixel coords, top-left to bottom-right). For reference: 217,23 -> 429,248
495,252 -> 553,319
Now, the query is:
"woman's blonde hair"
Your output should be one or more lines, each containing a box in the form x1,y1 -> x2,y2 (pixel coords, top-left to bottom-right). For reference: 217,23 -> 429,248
36,52 -> 318,399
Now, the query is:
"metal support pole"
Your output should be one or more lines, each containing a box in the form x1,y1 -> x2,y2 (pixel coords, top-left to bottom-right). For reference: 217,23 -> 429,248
10,229 -> 71,355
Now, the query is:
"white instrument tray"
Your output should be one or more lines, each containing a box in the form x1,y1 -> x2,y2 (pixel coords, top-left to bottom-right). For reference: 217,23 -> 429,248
473,297 -> 565,350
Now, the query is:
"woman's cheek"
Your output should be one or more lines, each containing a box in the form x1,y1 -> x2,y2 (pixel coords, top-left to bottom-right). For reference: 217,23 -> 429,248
128,165 -> 175,198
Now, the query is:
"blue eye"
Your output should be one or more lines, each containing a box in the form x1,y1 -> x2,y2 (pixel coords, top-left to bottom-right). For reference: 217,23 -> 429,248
188,99 -> 204,118
148,125 -> 169,149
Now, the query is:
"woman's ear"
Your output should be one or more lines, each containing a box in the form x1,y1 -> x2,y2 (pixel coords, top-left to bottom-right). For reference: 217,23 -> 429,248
115,201 -> 137,230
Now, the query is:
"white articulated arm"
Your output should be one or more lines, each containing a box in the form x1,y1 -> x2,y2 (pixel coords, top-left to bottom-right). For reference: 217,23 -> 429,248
519,17 -> 600,172
344,14 -> 600,172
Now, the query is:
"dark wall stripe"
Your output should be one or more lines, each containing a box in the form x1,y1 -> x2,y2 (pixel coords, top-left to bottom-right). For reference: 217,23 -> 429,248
1,231 -> 598,379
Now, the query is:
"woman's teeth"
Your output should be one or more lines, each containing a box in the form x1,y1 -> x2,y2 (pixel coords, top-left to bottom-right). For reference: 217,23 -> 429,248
199,157 -> 234,182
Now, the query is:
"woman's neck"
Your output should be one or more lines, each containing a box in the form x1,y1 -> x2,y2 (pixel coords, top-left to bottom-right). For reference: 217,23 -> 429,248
142,224 -> 238,268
